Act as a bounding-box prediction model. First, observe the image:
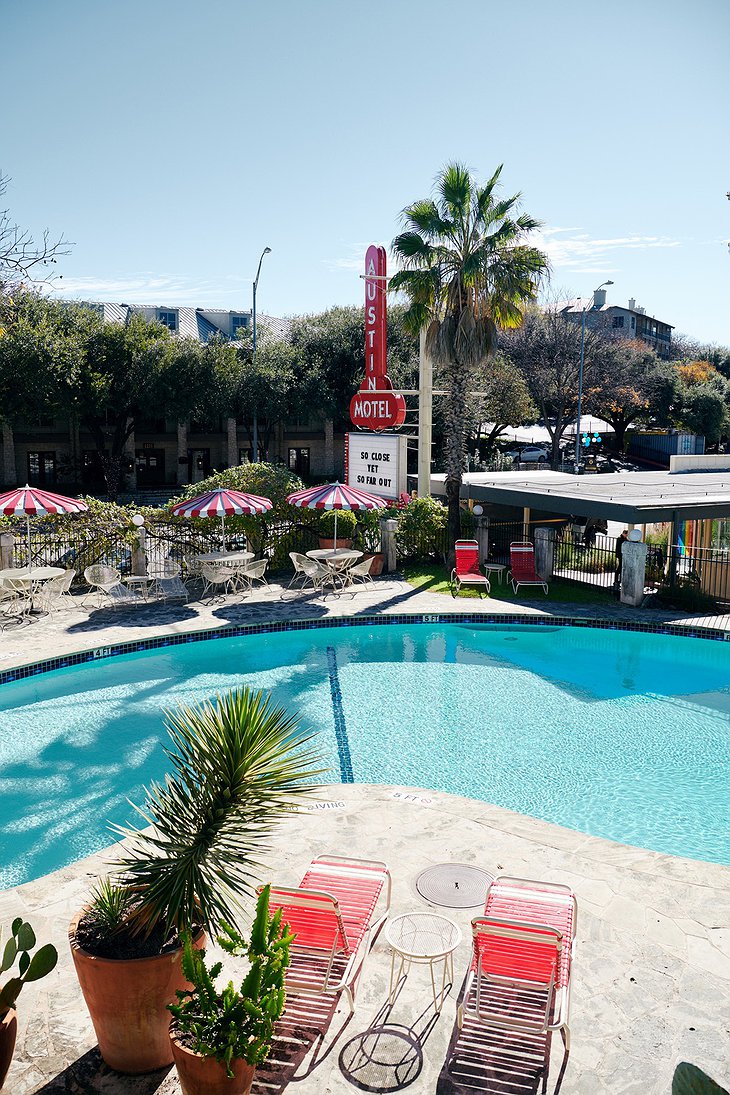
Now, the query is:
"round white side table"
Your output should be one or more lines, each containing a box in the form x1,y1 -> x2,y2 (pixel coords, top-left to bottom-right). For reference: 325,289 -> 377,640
386,912 -> 462,1013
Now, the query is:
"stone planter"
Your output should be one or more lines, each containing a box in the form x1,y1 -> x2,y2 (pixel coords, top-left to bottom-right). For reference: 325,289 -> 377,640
0,1009 -> 17,1091
171,1029 -> 256,1095
69,913 -> 204,1074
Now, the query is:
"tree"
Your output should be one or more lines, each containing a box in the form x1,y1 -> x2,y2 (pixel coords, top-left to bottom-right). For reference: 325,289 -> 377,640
0,172 -> 71,289
675,362 -> 730,449
288,304 -> 419,428
503,304 -> 591,466
215,331 -> 299,459
444,351 -> 535,458
390,163 -> 548,553
586,339 -> 663,451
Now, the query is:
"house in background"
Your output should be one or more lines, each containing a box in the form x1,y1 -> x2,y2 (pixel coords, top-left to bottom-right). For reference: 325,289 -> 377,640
1,302 -> 342,495
558,289 -> 673,359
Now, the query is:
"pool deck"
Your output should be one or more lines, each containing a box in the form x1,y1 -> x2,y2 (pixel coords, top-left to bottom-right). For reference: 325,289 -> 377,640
1,577 -> 730,1094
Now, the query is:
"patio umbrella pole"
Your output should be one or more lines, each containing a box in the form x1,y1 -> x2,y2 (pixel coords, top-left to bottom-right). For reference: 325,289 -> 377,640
220,514 -> 226,552
26,515 -> 32,576
333,510 -> 338,552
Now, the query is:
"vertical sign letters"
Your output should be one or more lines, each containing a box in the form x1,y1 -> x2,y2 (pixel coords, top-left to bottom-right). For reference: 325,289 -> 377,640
349,245 -> 406,432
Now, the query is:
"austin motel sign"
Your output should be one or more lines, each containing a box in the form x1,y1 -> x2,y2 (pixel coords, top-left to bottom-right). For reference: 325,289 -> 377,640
349,245 -> 406,432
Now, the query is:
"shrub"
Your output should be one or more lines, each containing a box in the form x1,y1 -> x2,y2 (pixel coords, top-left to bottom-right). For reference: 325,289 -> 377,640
318,509 -> 357,539
396,497 -> 448,562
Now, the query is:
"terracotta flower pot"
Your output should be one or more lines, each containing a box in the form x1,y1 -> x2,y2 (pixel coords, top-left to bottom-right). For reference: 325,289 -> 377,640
0,1009 -> 17,1091
363,552 -> 384,576
170,1030 -> 255,1095
68,913 -> 204,1074
318,538 -> 353,550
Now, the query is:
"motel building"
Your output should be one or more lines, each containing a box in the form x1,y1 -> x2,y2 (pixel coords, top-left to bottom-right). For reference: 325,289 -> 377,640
0,302 -> 349,496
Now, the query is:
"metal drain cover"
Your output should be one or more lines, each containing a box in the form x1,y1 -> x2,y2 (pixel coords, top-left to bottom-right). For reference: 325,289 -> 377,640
416,863 -> 493,908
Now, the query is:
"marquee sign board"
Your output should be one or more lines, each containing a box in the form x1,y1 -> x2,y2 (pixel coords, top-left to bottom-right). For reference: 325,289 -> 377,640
345,432 -> 407,501
349,245 -> 406,433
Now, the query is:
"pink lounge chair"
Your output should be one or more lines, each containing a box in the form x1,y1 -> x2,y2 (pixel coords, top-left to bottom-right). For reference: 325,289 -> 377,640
459,875 -> 577,1051
266,854 -> 391,1012
508,541 -> 549,595
451,539 -> 491,598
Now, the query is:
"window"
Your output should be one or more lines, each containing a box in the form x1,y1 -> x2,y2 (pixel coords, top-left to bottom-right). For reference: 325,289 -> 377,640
288,447 -> 310,478
27,451 -> 56,486
631,316 -> 636,329
158,310 -> 177,331
230,315 -> 248,340
612,316 -> 624,329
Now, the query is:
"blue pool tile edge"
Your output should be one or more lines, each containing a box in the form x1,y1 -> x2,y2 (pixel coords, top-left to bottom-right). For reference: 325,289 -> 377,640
1,612 -> 729,686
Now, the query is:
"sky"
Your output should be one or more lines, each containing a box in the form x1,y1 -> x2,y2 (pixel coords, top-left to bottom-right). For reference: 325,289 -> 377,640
3,0 -> 729,344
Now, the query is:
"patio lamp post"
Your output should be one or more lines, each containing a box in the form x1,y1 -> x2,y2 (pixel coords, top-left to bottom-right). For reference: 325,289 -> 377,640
251,246 -> 272,463
575,279 -> 613,474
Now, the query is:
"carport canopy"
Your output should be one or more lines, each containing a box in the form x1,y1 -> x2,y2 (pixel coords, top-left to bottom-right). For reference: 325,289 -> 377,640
455,469 -> 730,523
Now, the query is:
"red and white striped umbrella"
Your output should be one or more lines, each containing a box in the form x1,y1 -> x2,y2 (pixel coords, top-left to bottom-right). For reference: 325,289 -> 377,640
286,481 -> 385,549
171,487 -> 272,550
0,485 -> 88,573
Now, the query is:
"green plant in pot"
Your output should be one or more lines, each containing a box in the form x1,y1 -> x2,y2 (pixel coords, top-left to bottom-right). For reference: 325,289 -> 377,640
168,884 -> 293,1095
318,508 -> 357,549
68,687 -> 321,1075
1,919 -> 58,1090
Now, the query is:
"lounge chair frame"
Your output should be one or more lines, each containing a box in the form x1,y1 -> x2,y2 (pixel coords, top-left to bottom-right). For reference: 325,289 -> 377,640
508,541 -> 549,595
459,875 -> 577,1050
451,539 -> 490,598
266,854 -> 391,1012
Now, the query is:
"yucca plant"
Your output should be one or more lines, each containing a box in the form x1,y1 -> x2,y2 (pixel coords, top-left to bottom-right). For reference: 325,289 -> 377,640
108,687 -> 322,940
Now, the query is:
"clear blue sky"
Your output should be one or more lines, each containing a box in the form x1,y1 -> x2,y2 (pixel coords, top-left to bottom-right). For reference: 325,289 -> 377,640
4,0 -> 729,344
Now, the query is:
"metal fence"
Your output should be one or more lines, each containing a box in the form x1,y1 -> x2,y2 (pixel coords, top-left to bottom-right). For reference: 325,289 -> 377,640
666,543 -> 730,603
553,527 -> 620,589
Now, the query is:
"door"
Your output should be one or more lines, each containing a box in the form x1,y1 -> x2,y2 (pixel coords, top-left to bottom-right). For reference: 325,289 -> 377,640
188,449 -> 210,483
136,449 -> 167,486
288,447 -> 310,478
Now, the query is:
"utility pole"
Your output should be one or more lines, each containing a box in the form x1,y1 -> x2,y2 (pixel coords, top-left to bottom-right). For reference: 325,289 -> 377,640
417,327 -> 433,496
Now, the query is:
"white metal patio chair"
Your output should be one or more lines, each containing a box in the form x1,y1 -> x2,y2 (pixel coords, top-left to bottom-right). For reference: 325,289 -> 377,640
0,577 -> 31,623
200,562 -> 236,603
83,565 -> 144,609
288,551 -> 311,589
236,558 -> 269,594
345,557 -> 374,586
37,570 -> 77,615
147,556 -> 188,603
302,556 -> 343,593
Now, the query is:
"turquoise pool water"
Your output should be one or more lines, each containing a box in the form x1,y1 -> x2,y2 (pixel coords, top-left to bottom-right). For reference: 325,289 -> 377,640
0,622 -> 728,887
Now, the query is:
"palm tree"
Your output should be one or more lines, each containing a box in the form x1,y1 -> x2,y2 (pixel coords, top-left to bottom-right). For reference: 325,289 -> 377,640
390,163 -> 549,555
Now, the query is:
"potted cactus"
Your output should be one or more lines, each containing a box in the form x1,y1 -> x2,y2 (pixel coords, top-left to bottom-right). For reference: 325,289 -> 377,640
1,919 -> 58,1090
168,885 -> 292,1095
68,687 -> 320,1074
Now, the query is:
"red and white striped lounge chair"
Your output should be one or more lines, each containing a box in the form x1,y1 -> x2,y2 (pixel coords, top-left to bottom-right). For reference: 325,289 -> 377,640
266,854 -> 391,1013
508,542 -> 549,595
458,875 -> 577,1051
451,539 -> 490,598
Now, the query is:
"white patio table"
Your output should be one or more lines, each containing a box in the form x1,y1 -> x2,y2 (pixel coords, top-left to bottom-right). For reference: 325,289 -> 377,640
195,550 -> 254,566
306,548 -> 363,587
0,566 -> 64,616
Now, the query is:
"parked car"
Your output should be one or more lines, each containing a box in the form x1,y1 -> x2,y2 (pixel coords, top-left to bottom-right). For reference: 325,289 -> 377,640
505,445 -> 549,464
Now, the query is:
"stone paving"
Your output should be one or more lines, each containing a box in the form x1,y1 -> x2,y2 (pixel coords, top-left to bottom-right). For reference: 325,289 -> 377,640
1,577 -> 729,1094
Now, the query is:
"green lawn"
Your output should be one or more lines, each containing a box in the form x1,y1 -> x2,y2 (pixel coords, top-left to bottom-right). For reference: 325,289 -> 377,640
401,562 -> 615,606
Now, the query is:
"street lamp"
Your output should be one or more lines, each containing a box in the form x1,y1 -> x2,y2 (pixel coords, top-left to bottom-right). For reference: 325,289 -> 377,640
251,246 -> 272,461
575,279 -> 613,473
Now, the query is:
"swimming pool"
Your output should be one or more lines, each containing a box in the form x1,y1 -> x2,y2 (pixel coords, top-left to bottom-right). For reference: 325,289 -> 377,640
1,619 -> 728,886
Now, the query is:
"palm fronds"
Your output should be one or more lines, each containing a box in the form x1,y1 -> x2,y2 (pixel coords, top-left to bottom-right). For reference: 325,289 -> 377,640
111,687 -> 323,938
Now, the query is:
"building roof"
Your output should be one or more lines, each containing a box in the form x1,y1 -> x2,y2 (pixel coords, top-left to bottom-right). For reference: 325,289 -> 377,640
446,469 -> 730,522
556,298 -> 674,329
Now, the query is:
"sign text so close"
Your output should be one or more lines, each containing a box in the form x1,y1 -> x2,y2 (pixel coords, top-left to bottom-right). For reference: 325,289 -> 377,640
349,245 -> 406,433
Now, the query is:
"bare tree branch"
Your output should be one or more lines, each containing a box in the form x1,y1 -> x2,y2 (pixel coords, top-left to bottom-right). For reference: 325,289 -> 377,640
0,171 -> 72,288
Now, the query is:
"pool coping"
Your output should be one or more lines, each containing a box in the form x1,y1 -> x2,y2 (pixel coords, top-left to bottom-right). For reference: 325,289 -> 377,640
2,608 -> 730,685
